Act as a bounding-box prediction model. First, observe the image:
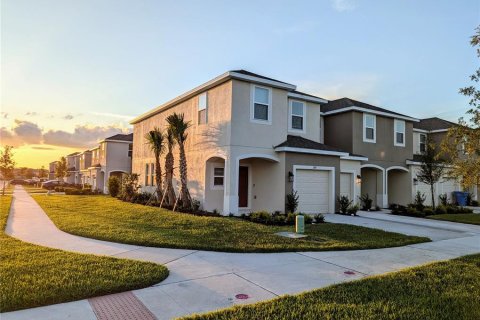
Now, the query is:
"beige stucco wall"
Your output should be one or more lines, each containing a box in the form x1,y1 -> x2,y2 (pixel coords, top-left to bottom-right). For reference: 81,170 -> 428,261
105,142 -> 132,174
132,80 -> 233,208
387,169 -> 412,205
323,112 -> 353,152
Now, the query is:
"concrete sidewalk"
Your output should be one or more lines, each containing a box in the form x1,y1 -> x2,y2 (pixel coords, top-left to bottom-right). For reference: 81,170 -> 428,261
3,187 -> 480,320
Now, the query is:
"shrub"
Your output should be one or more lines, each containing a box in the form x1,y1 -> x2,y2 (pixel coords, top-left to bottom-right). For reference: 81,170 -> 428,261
192,199 -> 201,212
119,174 -> 139,202
458,207 -> 473,214
423,208 -> 434,216
337,195 -> 352,214
466,193 -> 473,206
250,211 -> 272,224
414,191 -> 426,211
83,184 -> 92,190
446,206 -> 458,214
347,204 -> 360,215
286,191 -> 299,213
298,213 -> 313,224
472,200 -> 479,207
273,214 -> 286,225
359,194 -> 373,211
374,205 -> 381,211
435,205 -> 447,215
107,176 -> 121,197
439,193 -> 448,206
313,213 -> 325,223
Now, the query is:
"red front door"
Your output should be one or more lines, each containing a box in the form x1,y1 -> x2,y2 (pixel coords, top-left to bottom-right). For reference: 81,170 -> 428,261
238,166 -> 249,208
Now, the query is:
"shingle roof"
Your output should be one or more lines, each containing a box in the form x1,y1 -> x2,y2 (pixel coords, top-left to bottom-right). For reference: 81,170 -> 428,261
105,133 -> 133,142
290,90 -> 327,101
413,117 -> 456,131
323,98 -> 415,119
274,135 -> 350,154
67,152 -> 80,157
230,70 -> 293,85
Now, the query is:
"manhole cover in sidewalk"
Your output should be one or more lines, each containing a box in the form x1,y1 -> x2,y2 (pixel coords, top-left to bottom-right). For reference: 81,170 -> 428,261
235,294 -> 249,300
89,291 -> 156,320
344,271 -> 356,275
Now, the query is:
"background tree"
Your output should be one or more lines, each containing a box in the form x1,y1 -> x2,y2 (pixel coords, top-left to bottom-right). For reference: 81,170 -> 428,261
39,166 -> 48,178
418,136 -> 444,209
145,127 -> 165,201
0,146 -> 15,195
55,157 -> 68,181
442,26 -> 480,189
166,113 -> 192,209
164,128 -> 176,206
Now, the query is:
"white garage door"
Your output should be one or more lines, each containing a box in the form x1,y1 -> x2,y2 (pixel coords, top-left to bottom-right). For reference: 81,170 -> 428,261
295,169 -> 330,213
340,173 -> 353,200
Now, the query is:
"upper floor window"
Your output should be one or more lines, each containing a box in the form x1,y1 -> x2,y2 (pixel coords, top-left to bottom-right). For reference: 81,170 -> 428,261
363,113 -> 376,143
289,100 -> 306,132
128,143 -> 133,157
419,133 -> 427,153
198,92 -> 208,125
251,85 -> 271,124
394,119 -> 405,147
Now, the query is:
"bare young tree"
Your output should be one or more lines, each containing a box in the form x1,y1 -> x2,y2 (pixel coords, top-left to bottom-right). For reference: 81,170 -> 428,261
55,157 -> 68,182
0,146 -> 15,195
418,136 -> 444,209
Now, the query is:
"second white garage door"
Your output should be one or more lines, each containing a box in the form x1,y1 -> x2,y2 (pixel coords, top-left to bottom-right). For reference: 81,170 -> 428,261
295,169 -> 331,213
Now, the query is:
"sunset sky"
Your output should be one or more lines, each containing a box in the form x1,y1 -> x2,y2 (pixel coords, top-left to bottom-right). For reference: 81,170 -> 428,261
1,0 -> 479,168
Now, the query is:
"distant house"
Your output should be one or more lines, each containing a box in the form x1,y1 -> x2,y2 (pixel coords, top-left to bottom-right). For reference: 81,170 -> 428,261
65,152 -> 81,184
80,133 -> 133,193
48,161 -> 59,180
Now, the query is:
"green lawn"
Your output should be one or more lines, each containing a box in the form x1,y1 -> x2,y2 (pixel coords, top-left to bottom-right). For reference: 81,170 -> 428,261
0,196 -> 169,312
182,254 -> 480,320
427,213 -> 480,225
32,195 -> 429,253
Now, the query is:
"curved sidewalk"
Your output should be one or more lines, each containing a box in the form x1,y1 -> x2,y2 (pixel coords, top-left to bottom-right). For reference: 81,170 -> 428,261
3,187 -> 480,320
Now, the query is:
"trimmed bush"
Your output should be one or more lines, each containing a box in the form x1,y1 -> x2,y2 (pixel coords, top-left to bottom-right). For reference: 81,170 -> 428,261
107,176 -> 121,197
472,200 -> 479,207
314,213 -> 325,223
423,208 -> 434,216
435,206 -> 447,215
446,206 -> 458,214
250,211 -> 272,224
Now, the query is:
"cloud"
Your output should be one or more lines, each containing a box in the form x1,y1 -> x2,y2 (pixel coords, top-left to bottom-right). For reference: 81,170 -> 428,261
31,146 -> 55,150
25,111 -> 38,116
90,112 -> 134,120
11,120 -> 43,145
64,114 -> 74,120
331,0 -> 356,12
0,127 -> 17,146
43,125 -> 131,148
1,112 -> 8,119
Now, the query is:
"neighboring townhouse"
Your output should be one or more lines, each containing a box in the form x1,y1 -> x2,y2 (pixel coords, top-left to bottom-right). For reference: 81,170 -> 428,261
409,117 -> 472,205
323,98 -> 418,208
80,133 -> 133,193
65,152 -> 81,184
48,161 -> 59,180
130,70 -> 366,215
79,150 -> 92,185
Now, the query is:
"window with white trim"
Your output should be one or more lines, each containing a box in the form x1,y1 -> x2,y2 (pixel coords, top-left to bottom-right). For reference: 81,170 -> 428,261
145,163 -> 149,186
251,86 -> 271,123
363,113 -> 376,143
289,100 -> 305,132
394,119 -> 405,146
150,163 -> 155,186
198,92 -> 207,125
212,167 -> 224,188
419,133 -> 427,153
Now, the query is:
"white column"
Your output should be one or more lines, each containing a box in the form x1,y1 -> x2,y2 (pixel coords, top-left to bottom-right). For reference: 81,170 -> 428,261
223,157 -> 239,215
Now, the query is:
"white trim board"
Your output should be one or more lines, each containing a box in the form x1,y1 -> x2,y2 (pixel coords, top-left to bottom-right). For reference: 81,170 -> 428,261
324,106 -> 419,122
287,92 -> 328,104
275,146 -> 349,157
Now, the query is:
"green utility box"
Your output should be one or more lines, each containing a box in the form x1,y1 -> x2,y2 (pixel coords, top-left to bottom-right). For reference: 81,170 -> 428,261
296,215 -> 305,234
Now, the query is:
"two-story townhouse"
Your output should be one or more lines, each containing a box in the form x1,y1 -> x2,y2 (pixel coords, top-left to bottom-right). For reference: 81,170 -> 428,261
131,70 -> 365,215
409,117 -> 468,205
79,150 -> 92,185
81,133 -> 133,193
323,98 -> 418,208
65,152 -> 80,184
48,161 -> 59,180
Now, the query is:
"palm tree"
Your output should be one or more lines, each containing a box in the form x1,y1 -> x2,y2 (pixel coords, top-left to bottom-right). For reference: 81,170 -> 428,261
166,113 -> 192,208
145,127 -> 165,201
164,128 -> 176,206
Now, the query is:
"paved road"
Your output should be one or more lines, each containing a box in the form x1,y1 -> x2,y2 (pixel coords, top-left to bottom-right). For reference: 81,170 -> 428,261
3,187 -> 480,320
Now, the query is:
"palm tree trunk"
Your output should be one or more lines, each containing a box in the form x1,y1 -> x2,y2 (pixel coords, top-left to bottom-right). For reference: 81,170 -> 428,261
164,151 -> 176,206
155,154 -> 162,202
178,142 -> 191,208
2,180 -> 5,196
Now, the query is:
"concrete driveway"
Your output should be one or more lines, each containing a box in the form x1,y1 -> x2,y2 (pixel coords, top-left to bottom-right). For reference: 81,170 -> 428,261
3,187 -> 480,320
